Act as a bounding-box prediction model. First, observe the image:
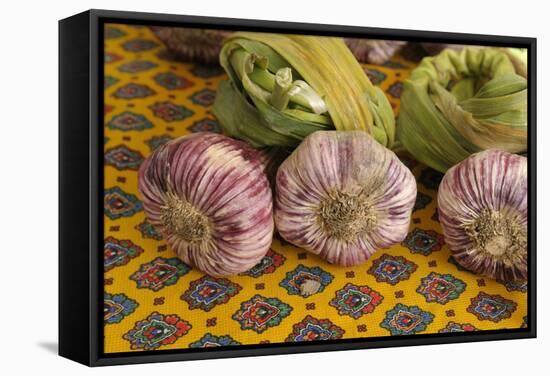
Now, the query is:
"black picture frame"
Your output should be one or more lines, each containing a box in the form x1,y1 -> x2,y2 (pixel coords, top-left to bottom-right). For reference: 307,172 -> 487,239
59,9 -> 537,367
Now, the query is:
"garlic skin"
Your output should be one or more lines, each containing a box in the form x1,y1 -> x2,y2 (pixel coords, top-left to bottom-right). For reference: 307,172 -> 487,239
275,131 -> 417,266
438,150 -> 527,281
138,132 -> 274,277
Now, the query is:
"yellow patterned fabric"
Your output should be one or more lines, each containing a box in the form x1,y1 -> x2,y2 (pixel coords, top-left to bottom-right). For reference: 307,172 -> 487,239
103,24 -> 527,353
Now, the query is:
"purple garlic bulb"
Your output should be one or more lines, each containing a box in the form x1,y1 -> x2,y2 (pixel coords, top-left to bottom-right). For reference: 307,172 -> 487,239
138,132 -> 274,277
438,150 -> 527,281
151,27 -> 230,64
275,131 -> 417,266
345,38 -> 406,64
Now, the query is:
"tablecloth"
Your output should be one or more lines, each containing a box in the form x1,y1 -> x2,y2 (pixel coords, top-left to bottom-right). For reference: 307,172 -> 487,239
103,23 -> 527,353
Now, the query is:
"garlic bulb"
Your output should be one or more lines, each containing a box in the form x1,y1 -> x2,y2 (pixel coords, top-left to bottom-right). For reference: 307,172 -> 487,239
275,131 -> 417,266
138,132 -> 274,277
345,39 -> 406,64
151,27 -> 231,64
438,150 -> 527,281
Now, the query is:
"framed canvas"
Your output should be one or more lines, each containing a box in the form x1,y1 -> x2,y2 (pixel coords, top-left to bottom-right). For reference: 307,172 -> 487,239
59,9 -> 536,367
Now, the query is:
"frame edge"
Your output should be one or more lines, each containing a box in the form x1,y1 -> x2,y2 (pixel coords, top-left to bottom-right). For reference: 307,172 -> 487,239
61,8 -> 537,367
59,10 -> 93,366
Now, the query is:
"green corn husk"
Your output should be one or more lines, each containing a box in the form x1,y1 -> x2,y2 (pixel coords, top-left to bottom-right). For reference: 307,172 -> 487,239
501,48 -> 528,78
213,32 -> 395,148
397,47 -> 527,172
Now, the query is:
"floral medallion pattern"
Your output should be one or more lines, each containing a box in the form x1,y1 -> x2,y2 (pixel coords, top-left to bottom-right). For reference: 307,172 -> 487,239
381,304 -> 434,335
124,312 -> 191,350
104,293 -> 138,324
330,283 -> 383,319
367,254 -> 418,285
467,292 -> 517,322
438,321 -> 478,333
285,316 -> 344,342
118,60 -> 158,73
240,249 -> 286,278
386,81 -> 403,98
416,272 -> 466,304
134,220 -> 163,240
365,68 -> 386,85
403,228 -> 445,255
189,333 -> 241,348
154,72 -> 193,90
130,257 -> 191,291
122,39 -> 159,52
232,295 -> 292,333
105,26 -> 126,39
280,265 -> 334,297
104,236 -> 144,271
113,83 -> 155,99
188,118 -> 222,133
497,279 -> 528,293
104,186 -> 143,220
189,88 -> 216,106
181,276 -> 242,312
104,145 -> 144,170
149,101 -> 194,122
107,111 -> 153,131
